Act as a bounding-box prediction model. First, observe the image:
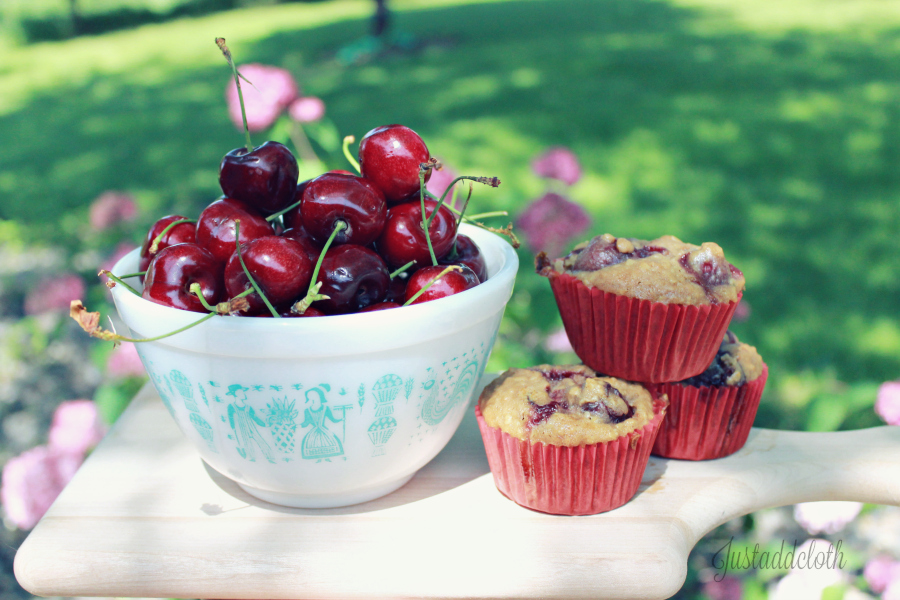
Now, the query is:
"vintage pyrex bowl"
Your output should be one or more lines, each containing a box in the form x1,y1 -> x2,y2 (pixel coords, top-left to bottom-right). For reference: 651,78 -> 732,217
109,224 -> 518,508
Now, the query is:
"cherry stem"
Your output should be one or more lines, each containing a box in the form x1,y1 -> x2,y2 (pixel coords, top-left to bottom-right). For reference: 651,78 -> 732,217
190,283 -> 253,314
149,219 -> 196,254
266,199 -> 301,223
70,299 -> 219,344
402,266 -> 461,306
342,135 -> 361,173
390,261 -> 415,279
216,38 -> 253,152
292,220 -> 346,314
234,219 -> 280,317
426,175 -> 501,230
290,121 -> 320,164
119,312 -> 218,343
418,169 -> 438,266
99,270 -> 140,296
465,210 -> 508,220
117,271 -> 146,279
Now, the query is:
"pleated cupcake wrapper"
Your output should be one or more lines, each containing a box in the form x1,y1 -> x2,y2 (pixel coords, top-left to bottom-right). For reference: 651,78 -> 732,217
548,272 -> 740,383
648,364 -> 768,461
475,397 -> 667,515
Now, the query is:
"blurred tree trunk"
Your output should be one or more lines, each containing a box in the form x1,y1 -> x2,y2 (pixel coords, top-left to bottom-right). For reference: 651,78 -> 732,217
372,0 -> 390,37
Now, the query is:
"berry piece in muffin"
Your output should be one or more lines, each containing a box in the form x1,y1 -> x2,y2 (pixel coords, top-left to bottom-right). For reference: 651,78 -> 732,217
682,331 -> 764,387
538,233 -> 744,305
478,364 -> 658,446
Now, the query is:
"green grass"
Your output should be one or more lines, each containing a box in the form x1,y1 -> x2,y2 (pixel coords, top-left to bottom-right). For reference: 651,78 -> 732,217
1,0 -> 899,431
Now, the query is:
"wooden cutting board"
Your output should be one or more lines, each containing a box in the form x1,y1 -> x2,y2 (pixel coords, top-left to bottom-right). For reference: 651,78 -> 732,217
14,377 -> 900,600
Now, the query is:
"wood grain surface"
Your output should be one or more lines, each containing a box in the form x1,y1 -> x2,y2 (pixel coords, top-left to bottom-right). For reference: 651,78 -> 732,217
15,377 -> 900,600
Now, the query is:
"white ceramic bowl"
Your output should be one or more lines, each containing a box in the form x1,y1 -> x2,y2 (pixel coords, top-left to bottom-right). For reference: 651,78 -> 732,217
110,224 -> 517,508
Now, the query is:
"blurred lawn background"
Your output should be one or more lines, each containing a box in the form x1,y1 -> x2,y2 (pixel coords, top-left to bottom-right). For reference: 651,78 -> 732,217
0,0 -> 899,598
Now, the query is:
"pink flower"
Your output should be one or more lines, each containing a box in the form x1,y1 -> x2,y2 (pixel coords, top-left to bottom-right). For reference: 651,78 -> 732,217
106,342 -> 146,379
864,555 -> 900,594
732,299 -> 751,322
544,328 -> 574,353
89,191 -> 138,231
48,400 -> 106,455
1,446 -> 82,530
793,501 -> 862,535
516,192 -> 591,258
288,96 -> 325,123
226,64 -> 299,132
701,576 -> 743,600
24,274 -> 86,316
426,163 -> 463,210
876,381 -> 900,426
531,147 -> 582,186
769,539 -> 843,600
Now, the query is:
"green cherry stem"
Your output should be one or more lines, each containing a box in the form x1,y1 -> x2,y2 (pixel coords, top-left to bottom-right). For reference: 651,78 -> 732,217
390,261 -> 416,279
292,220 -> 346,315
426,175 -> 501,230
216,37 -> 253,152
190,283 -> 254,315
266,198 -> 301,223
117,271 -> 146,279
342,135 -> 361,173
234,219 -> 280,318
402,266 -> 462,306
419,168 -> 438,266
99,270 -> 140,296
149,219 -> 196,254
70,299 -> 218,345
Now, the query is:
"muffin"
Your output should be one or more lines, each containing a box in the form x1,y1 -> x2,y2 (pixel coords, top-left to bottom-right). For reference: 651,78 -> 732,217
475,364 -> 668,515
648,331 -> 768,460
536,233 -> 745,383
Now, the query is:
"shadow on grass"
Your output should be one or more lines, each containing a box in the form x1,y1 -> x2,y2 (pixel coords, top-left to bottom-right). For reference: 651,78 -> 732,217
2,0 -> 899,433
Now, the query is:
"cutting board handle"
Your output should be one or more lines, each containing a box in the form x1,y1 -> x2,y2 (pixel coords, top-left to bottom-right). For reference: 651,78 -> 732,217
665,426 -> 900,544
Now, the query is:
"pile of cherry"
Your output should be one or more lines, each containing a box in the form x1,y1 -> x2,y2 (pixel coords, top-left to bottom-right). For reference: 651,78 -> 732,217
136,124 -> 491,318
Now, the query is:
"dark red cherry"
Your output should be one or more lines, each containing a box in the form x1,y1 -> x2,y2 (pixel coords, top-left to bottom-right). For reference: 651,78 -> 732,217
301,172 -> 387,247
358,125 -> 431,203
376,198 -> 456,269
223,236 -> 314,315
282,178 -> 311,231
196,197 -> 274,265
314,245 -> 390,314
384,272 -> 411,304
142,243 -> 224,313
219,141 -> 299,215
438,234 -> 487,283
570,236 -> 667,271
359,301 -> 401,312
280,226 -> 321,265
139,215 -> 196,274
404,264 -> 479,305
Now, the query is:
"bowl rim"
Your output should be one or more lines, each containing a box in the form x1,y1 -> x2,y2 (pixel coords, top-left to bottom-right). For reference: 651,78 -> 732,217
109,223 -> 519,356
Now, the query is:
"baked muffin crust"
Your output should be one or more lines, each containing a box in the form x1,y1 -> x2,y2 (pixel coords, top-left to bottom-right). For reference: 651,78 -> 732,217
538,233 -> 745,305
681,331 -> 764,387
478,365 -> 659,446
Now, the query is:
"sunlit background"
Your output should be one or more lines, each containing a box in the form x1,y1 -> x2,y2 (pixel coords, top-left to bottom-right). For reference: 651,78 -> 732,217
1,0 -> 899,598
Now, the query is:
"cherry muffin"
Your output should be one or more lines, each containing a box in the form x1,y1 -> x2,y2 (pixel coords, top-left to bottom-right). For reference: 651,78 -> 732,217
648,331 -> 768,460
475,365 -> 667,515
536,233 -> 745,383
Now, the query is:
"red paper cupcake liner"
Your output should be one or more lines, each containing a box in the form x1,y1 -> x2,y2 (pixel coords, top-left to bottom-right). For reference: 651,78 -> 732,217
648,364 -> 768,460
547,272 -> 741,383
475,396 -> 667,515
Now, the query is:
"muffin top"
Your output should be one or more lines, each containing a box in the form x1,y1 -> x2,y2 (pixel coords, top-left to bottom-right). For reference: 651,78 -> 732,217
681,331 -> 764,387
478,364 -> 661,446
537,233 -> 745,305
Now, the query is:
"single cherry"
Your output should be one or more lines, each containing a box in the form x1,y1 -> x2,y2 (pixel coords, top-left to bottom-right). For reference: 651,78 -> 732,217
196,197 -> 274,265
438,234 -> 487,283
139,215 -> 196,274
358,125 -> 431,203
404,264 -> 479,305
301,172 -> 387,247
280,226 -> 321,265
143,243 -> 224,313
376,198 -> 456,269
359,301 -> 401,312
223,236 -> 314,315
314,245 -> 390,314
219,141 -> 300,215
